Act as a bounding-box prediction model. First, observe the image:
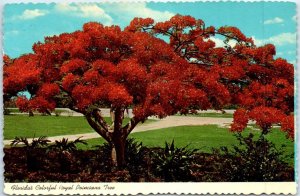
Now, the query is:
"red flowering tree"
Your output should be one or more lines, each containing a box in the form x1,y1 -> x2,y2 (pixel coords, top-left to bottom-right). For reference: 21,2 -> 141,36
4,15 -> 294,167
128,15 -> 294,139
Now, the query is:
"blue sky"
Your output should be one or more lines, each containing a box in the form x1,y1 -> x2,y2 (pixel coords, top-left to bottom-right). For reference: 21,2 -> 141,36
3,2 -> 297,64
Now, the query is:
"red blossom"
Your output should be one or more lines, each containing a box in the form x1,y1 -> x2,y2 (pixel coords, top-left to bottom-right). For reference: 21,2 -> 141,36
29,97 -> 56,113
108,85 -> 133,107
37,83 -> 60,99
281,115 -> 294,140
62,74 -> 80,92
4,54 -> 41,94
3,17 -> 294,142
16,97 -> 30,112
125,18 -> 154,32
169,15 -> 197,28
205,26 -> 215,35
92,60 -> 116,76
60,59 -> 87,74
195,37 -> 215,52
248,107 -> 285,132
83,70 -> 100,85
231,108 -> 249,132
71,85 -> 95,109
218,26 -> 248,42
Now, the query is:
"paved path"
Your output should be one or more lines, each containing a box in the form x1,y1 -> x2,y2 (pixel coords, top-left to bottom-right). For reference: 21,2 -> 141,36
3,116 -> 233,146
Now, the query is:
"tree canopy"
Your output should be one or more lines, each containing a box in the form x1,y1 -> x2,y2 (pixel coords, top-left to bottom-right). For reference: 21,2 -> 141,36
4,15 -> 294,166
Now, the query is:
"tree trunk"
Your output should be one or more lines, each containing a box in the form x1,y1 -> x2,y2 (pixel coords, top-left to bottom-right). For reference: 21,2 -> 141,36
29,110 -> 34,117
262,126 -> 270,135
85,107 -> 140,170
110,108 -> 127,168
112,137 -> 126,169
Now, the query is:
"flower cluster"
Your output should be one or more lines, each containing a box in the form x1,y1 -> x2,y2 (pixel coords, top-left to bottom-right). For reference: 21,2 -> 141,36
60,59 -> 87,74
217,26 -> 248,42
125,18 -> 154,32
16,97 -> 30,112
248,106 -> 285,132
3,16 -> 294,140
231,108 -> 249,132
37,83 -> 60,99
281,115 -> 294,139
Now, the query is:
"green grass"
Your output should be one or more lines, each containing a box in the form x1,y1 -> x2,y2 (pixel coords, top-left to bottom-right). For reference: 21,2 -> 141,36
176,113 -> 233,118
4,115 -> 95,139
5,108 -> 20,113
76,125 -> 294,164
4,114 -> 293,164
4,115 -> 155,140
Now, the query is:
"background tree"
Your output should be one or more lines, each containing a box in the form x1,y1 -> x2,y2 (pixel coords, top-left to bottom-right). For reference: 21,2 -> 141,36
4,15 -> 294,167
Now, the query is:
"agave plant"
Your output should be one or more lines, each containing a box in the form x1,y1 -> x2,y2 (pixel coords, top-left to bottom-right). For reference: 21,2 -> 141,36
152,140 -> 197,182
10,136 -> 50,148
49,137 -> 87,152
10,136 -> 50,171
10,137 -> 29,147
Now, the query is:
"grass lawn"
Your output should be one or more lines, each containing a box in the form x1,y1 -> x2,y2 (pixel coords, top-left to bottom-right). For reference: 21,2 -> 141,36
4,115 -> 294,164
4,115 -> 95,139
176,112 -> 233,118
4,115 -> 156,140
76,125 -> 294,164
6,108 -> 20,113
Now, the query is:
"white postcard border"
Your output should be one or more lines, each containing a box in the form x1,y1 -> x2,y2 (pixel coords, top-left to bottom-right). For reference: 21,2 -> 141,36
4,182 -> 297,195
1,0 -> 299,195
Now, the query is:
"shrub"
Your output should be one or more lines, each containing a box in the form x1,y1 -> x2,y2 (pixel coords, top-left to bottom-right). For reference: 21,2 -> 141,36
99,138 -> 149,180
151,140 -> 197,182
10,136 -> 51,171
85,145 -> 113,174
11,136 -> 50,148
49,137 -> 87,152
47,137 -> 87,173
214,133 -> 294,181
124,138 -> 149,181
4,108 -> 11,115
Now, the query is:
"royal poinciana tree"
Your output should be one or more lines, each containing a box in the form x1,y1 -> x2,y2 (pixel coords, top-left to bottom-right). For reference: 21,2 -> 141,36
4,15 -> 294,167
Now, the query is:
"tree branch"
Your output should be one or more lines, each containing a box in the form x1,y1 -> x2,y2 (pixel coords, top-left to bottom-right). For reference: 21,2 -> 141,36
123,116 -> 141,138
92,109 -> 109,132
113,108 -> 124,135
85,113 -> 112,143
57,84 -> 85,114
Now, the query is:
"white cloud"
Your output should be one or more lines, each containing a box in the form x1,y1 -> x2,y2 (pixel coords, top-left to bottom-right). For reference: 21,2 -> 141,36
288,60 -> 296,65
208,37 -> 237,48
107,3 -> 174,22
251,36 -> 264,46
252,32 -> 296,46
54,3 -> 174,27
263,17 -> 284,25
55,3 -> 77,12
7,30 -> 19,35
17,9 -> 48,20
55,3 -> 113,25
209,37 -> 224,47
286,50 -> 296,55
275,51 -> 295,57
266,32 -> 296,46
